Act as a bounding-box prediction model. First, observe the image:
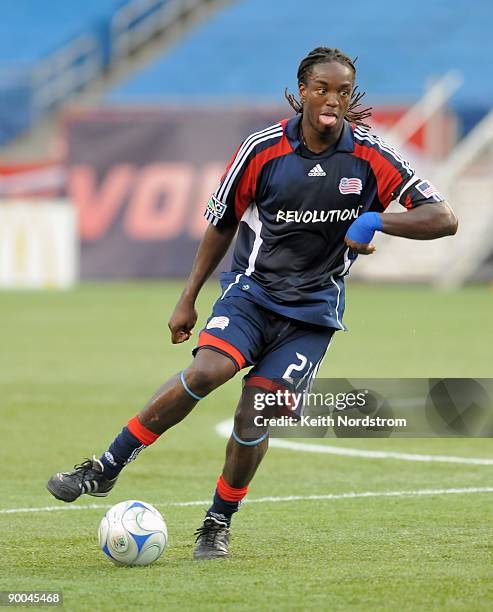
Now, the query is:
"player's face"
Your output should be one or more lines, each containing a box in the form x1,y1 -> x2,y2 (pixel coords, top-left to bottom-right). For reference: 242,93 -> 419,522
298,62 -> 354,138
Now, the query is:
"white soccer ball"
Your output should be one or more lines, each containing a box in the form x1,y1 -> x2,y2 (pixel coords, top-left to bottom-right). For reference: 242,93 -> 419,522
98,500 -> 168,566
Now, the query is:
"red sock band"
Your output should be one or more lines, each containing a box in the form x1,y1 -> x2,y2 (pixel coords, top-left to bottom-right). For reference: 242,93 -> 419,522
127,416 -> 159,446
216,474 -> 248,502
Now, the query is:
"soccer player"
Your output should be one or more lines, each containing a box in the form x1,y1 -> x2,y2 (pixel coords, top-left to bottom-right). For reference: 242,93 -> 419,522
47,47 -> 457,559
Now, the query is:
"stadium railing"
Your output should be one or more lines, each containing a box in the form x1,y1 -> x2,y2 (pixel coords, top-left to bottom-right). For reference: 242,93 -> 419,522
433,109 -> 493,287
354,98 -> 493,287
111,0 -> 173,59
0,0 -> 217,145
32,33 -> 103,113
386,72 -> 463,149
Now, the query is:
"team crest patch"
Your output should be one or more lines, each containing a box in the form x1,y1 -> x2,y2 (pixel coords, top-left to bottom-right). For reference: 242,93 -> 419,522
207,195 -> 227,220
339,177 -> 363,195
206,316 -> 230,331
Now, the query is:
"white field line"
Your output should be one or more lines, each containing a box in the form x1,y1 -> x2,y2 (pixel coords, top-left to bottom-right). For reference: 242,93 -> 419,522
215,419 -> 493,465
3,419 -> 491,517
2,487 -> 493,516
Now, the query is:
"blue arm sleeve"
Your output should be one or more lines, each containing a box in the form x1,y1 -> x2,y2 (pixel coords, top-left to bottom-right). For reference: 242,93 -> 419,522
345,212 -> 383,244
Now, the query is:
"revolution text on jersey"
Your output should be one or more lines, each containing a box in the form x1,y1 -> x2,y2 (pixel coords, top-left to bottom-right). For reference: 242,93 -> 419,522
204,115 -> 443,329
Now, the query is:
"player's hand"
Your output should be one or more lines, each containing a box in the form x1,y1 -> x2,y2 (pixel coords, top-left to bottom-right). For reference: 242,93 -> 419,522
344,237 -> 376,255
168,298 -> 198,344
345,212 -> 382,255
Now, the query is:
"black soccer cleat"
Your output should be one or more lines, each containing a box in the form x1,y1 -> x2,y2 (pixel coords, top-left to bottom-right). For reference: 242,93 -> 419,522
193,516 -> 231,560
46,457 -> 118,503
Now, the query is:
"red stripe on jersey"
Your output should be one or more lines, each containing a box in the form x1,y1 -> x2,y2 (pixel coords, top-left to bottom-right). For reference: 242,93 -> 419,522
403,193 -> 413,210
353,142 -> 402,209
234,120 -> 293,221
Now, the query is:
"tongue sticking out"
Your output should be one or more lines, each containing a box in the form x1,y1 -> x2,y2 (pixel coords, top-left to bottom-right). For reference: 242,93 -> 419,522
320,115 -> 337,127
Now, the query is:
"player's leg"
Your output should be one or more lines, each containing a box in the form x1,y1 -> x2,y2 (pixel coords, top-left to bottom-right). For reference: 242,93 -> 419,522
46,293 -> 261,504
194,318 -> 336,559
193,384 -> 269,560
46,348 -> 236,503
222,386 -> 270,487
135,347 -> 238,435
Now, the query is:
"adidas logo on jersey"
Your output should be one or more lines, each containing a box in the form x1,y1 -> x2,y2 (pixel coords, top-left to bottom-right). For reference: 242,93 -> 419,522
308,164 -> 326,177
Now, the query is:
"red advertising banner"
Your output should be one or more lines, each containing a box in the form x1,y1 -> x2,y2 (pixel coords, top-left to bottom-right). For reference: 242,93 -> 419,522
65,107 -> 286,278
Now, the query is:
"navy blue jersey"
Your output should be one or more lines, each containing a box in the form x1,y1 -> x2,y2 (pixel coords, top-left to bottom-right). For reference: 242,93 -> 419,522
204,115 -> 444,329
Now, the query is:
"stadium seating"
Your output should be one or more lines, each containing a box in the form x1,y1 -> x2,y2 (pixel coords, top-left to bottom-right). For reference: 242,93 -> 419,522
1,0 -> 492,144
107,0 -> 493,111
0,0 -> 126,144
0,1 -> 122,63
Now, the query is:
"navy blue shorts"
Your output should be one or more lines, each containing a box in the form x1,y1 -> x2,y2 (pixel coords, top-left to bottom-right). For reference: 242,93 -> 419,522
194,294 -> 335,394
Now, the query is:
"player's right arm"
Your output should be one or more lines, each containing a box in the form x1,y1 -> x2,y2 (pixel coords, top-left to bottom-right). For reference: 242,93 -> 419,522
168,133 -> 257,344
168,223 -> 238,344
169,121 -> 283,342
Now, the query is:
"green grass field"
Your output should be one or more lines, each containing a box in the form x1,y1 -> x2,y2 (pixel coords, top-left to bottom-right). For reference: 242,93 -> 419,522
1,281 -> 492,611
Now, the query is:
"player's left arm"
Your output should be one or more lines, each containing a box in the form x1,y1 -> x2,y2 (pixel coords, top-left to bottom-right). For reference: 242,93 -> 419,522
345,134 -> 458,254
379,200 -> 457,239
345,201 -> 458,254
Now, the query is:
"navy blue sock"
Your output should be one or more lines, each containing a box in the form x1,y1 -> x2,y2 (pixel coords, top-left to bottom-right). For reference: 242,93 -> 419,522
206,490 -> 241,523
99,426 -> 145,479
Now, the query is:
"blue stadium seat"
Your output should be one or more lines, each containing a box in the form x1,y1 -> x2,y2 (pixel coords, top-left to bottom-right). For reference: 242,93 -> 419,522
0,0 -> 125,63
0,0 -> 124,63
106,0 -> 493,107
0,0 -> 490,144
0,0 -> 129,143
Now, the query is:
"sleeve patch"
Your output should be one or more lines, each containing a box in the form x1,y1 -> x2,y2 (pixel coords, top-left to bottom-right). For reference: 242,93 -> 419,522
206,195 -> 227,220
415,180 -> 444,201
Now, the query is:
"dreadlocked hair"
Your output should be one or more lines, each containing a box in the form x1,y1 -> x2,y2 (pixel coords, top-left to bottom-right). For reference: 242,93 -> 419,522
284,46 -> 372,129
